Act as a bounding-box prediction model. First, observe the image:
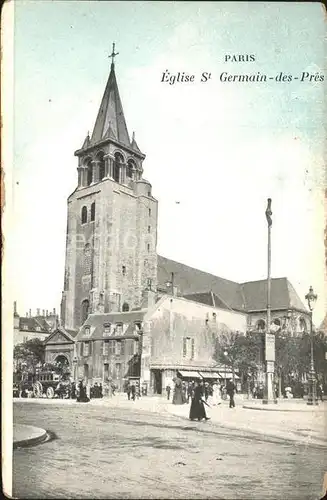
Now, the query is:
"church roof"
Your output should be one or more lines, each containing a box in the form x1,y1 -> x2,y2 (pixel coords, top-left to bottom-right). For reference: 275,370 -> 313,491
19,317 -> 51,333
157,255 -> 308,313
90,64 -> 131,147
182,292 -> 234,311
241,278 -> 307,312
157,256 -> 246,311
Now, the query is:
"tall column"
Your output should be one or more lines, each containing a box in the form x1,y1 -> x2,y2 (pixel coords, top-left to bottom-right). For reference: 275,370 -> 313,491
120,163 -> 126,184
77,167 -> 83,188
263,198 -> 277,404
105,154 -> 114,179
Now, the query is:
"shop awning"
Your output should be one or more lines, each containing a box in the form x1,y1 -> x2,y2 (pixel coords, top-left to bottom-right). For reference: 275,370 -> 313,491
218,372 -> 240,380
198,372 -> 220,379
178,370 -> 202,378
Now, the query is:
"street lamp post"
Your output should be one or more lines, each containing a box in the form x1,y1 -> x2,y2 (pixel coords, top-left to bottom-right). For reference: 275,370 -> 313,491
224,350 -> 228,387
305,286 -> 318,406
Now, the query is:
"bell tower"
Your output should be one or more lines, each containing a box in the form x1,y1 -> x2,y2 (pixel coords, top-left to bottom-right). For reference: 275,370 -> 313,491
61,46 -> 158,331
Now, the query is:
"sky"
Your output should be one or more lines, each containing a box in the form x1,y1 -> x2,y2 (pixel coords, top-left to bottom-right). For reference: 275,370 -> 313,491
7,1 -> 326,323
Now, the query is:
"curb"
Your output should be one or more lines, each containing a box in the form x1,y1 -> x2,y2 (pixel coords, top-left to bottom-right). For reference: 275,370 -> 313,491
13,424 -> 48,449
242,404 -> 326,412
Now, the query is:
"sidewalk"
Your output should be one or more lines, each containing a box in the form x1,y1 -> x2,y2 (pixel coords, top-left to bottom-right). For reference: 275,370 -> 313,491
13,424 -> 47,448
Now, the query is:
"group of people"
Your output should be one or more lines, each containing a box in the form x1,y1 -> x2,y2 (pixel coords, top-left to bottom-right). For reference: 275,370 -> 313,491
126,383 -> 140,401
166,378 -> 237,418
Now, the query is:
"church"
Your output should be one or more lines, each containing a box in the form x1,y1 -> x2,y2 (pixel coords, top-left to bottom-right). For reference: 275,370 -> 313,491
44,50 -> 310,395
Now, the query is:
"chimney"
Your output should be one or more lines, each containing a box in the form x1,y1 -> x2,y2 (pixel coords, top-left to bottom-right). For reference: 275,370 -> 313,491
141,288 -> 156,309
53,308 -> 56,315
29,309 -> 31,318
14,301 -> 17,315
37,308 -> 40,316
46,310 -> 48,317
26,312 -> 28,317
42,309 -> 45,317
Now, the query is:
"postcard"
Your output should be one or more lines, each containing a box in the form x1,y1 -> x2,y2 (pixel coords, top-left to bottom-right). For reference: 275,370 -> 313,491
3,1 -> 326,499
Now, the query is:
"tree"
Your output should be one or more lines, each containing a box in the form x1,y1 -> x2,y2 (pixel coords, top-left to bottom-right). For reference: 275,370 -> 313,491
14,338 -> 45,372
214,329 -> 262,390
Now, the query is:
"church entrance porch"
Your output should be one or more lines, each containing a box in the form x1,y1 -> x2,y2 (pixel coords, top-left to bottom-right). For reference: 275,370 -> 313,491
150,369 -> 163,395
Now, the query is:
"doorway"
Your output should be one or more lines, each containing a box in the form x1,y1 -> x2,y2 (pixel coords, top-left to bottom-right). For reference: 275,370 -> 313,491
152,369 -> 162,394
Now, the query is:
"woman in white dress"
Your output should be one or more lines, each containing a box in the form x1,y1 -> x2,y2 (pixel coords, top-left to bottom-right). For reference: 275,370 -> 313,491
211,381 -> 222,405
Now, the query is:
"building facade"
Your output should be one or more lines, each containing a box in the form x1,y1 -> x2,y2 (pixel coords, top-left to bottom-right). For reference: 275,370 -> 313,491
13,302 -> 58,346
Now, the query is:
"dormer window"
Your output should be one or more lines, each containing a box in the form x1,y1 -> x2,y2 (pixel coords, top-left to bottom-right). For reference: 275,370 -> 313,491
84,326 -> 91,337
36,326 -> 41,332
103,323 -> 111,336
23,325 -> 28,331
115,323 -> 123,336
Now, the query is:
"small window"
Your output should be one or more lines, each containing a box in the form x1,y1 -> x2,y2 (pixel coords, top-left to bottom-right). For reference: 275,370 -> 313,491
134,322 -> 142,332
148,190 -> 151,197
133,339 -> 139,355
23,336 -> 28,342
122,266 -> 126,276
149,208 -> 151,216
122,303 -> 129,312
212,312 -> 217,322
115,323 -> 123,336
191,339 -> 195,360
36,326 -> 41,332
205,318 -> 209,326
148,226 -> 151,233
84,326 -> 91,337
115,341 -> 121,355
23,325 -> 28,331
90,202 -> 95,222
83,341 -> 90,356
147,278 -> 152,289
81,206 -> 87,224
147,243 -> 150,253
121,340 -> 125,355
182,337 -> 187,357
104,323 -> 111,336
103,341 -> 109,356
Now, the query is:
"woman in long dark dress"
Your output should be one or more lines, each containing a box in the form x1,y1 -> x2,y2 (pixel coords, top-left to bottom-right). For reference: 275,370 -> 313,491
189,381 -> 210,421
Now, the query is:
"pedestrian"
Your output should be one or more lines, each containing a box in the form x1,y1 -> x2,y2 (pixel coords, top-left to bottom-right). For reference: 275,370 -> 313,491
127,383 -> 131,400
187,382 -> 193,403
317,383 -> 324,402
77,380 -> 90,403
189,381 -> 210,421
204,382 -> 210,402
211,380 -> 221,406
172,377 -> 184,405
131,384 -> 136,401
226,380 -> 236,408
166,384 -> 171,400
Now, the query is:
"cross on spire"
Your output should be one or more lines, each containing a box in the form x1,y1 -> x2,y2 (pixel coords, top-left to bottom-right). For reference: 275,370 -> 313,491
109,42 -> 119,68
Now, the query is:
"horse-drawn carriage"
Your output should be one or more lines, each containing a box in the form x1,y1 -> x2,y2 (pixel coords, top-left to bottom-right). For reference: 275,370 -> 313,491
15,370 -> 72,399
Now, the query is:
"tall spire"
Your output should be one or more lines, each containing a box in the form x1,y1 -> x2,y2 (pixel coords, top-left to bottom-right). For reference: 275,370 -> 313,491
90,44 -> 130,147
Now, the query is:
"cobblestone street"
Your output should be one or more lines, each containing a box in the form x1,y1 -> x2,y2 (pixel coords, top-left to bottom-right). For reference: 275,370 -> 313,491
13,400 -> 326,499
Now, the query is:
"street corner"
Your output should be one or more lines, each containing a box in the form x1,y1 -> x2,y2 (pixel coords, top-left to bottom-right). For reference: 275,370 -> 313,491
13,424 -> 48,449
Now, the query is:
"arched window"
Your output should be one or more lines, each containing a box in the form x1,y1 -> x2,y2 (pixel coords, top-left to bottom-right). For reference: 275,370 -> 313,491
97,152 -> 105,181
127,160 -> 135,179
90,202 -> 95,222
81,206 -> 87,224
86,160 -> 93,186
113,152 -> 123,183
122,302 -> 130,312
81,299 -> 90,324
